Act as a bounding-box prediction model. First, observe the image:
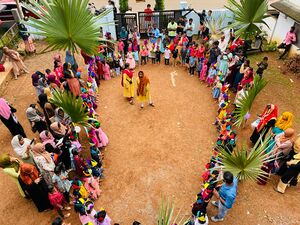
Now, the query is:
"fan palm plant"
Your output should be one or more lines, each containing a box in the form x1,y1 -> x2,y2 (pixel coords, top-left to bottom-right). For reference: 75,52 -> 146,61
205,14 -> 226,41
24,0 -> 114,54
234,75 -> 268,128
214,135 -> 275,181
158,197 -> 188,225
225,0 -> 270,39
50,89 -> 91,127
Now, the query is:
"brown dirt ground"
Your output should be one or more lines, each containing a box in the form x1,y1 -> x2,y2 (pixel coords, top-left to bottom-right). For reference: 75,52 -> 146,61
0,42 -> 299,225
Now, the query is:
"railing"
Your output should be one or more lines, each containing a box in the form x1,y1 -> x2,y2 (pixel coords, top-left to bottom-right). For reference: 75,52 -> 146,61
0,23 -> 20,49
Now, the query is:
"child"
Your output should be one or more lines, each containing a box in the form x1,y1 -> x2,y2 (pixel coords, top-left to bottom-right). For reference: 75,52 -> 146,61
172,47 -> 179,67
180,45 -> 187,66
83,169 -> 101,200
189,55 -> 196,76
212,76 -> 223,100
256,56 -> 268,78
102,59 -> 111,80
140,46 -> 148,65
164,47 -> 171,65
94,209 -> 112,225
149,44 -> 156,64
113,53 -> 121,77
206,64 -> 217,86
117,38 -> 124,59
72,148 -> 85,176
156,46 -> 162,64
72,178 -> 89,199
197,58 -> 204,78
52,163 -> 72,203
133,50 -> 139,66
199,60 -> 208,81
136,71 -> 154,109
48,185 -> 71,218
126,51 -> 136,69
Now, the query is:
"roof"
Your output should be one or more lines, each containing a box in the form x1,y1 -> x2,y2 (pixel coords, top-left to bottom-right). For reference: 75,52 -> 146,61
271,0 -> 300,23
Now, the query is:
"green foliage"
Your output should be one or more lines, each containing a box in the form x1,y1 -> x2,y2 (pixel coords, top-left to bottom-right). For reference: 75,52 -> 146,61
50,89 -> 90,127
205,14 -> 225,41
158,197 -> 188,225
215,135 -> 274,181
24,0 -> 113,55
234,75 -> 268,127
225,0 -> 270,39
119,0 -> 129,13
264,41 -> 277,52
154,0 -> 165,11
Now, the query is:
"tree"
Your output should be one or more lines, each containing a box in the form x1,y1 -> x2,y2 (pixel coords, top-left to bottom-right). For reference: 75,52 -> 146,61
214,135 -> 275,181
119,0 -> 129,13
234,75 -> 268,128
25,0 -> 113,55
154,0 -> 165,11
50,90 -> 91,128
225,0 -> 270,39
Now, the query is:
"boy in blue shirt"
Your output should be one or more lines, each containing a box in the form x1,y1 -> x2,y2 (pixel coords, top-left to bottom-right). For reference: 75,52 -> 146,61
211,171 -> 238,222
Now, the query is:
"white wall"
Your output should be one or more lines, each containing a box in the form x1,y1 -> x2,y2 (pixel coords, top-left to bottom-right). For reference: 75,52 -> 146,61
261,16 -> 277,42
96,6 -> 117,39
182,10 -> 200,35
271,12 -> 298,55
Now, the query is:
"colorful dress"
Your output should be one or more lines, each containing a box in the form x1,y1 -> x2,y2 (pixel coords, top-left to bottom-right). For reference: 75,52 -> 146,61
103,63 -> 111,80
83,176 -> 101,200
136,76 -> 151,103
122,69 -> 134,98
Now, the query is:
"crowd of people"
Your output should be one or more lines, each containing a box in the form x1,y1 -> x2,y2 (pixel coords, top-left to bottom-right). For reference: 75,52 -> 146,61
0,2 -> 299,224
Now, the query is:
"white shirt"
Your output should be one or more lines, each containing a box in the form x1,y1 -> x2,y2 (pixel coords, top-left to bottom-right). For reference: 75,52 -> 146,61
164,49 -> 171,59
185,23 -> 195,37
218,39 -> 228,52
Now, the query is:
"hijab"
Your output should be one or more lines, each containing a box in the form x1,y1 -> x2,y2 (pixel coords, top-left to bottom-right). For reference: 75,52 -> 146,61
19,163 -> 39,185
38,78 -> 48,88
137,73 -> 150,96
275,112 -> 294,131
11,135 -> 31,157
0,153 -> 20,172
50,122 -> 67,136
0,98 -> 11,120
26,106 -> 41,122
257,104 -> 278,132
39,130 -> 55,147
32,143 -> 53,163
54,108 -> 65,123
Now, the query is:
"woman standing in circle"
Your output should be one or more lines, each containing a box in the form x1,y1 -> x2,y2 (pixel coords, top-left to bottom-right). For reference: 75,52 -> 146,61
0,98 -> 26,137
136,71 -> 154,109
122,63 -> 135,105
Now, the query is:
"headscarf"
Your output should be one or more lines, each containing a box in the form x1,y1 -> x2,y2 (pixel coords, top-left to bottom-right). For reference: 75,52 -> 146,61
50,122 -> 67,136
275,112 -> 294,131
279,128 -> 295,143
294,137 -> 300,154
11,135 -> 32,157
65,50 -> 75,66
0,98 -> 11,120
38,78 -> 48,88
0,153 -> 20,172
39,130 -> 55,147
256,104 -> 278,132
19,163 -> 39,185
26,106 -> 41,122
54,108 -> 65,123
32,143 -> 53,163
137,73 -> 150,96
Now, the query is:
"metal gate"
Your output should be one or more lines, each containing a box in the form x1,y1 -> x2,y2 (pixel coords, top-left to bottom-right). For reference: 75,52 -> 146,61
138,10 -> 183,38
115,13 -> 138,36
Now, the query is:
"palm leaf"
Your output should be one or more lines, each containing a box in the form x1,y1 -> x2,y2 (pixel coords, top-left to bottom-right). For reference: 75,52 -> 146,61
214,135 -> 275,181
205,14 -> 226,41
157,197 -> 189,225
49,89 -> 90,127
24,0 -> 113,55
234,75 -> 268,128
225,0 -> 270,39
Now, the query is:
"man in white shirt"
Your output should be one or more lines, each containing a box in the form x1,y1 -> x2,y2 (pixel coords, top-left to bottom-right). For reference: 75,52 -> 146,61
218,33 -> 228,52
185,18 -> 195,43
